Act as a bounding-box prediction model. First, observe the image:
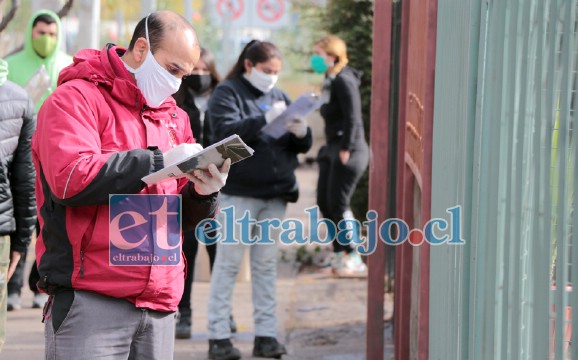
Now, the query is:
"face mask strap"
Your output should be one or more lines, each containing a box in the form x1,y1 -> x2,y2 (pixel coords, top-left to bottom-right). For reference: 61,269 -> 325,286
145,14 -> 151,51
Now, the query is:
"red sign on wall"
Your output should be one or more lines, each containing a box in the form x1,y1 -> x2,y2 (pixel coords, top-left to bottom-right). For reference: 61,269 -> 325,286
256,0 -> 285,23
217,0 -> 244,20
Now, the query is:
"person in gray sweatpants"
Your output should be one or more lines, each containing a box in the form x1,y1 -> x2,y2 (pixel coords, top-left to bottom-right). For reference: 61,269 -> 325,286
205,40 -> 312,360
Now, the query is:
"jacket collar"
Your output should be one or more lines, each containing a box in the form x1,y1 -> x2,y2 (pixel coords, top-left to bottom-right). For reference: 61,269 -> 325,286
58,44 -> 178,112
238,74 -> 266,97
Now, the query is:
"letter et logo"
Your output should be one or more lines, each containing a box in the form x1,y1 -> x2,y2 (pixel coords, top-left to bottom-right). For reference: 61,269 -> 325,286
109,195 -> 181,266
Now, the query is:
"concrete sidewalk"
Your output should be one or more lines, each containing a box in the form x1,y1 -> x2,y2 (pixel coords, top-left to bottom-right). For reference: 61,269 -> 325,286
0,164 -> 390,359
0,279 -> 295,360
0,272 -> 387,360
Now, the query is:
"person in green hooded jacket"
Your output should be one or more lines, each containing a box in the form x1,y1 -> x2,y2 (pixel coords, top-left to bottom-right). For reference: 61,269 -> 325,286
5,9 -> 71,312
5,9 -> 72,111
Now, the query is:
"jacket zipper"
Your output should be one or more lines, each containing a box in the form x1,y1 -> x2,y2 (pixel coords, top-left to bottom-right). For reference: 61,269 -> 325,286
78,210 -> 100,279
41,291 -> 53,323
80,249 -> 85,278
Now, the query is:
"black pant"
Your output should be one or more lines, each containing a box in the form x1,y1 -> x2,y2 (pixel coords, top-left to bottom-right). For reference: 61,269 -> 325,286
317,141 -> 369,253
8,221 -> 40,296
7,246 -> 40,295
178,230 -> 216,313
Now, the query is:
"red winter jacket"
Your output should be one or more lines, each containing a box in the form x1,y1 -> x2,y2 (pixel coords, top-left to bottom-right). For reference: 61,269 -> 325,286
32,45 -> 218,312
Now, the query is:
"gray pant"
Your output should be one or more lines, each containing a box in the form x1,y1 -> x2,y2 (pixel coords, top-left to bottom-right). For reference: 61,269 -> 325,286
44,290 -> 175,360
207,194 -> 287,339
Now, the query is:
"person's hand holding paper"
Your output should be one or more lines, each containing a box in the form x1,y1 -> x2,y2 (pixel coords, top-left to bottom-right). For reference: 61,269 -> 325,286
286,117 -> 308,138
186,158 -> 231,195
265,101 -> 287,123
142,134 -> 254,185
163,143 -> 203,166
165,143 -> 231,195
261,93 -> 319,139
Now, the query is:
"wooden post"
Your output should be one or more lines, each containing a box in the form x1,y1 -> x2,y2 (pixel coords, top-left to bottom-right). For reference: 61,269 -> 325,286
366,0 -> 393,359
417,1 -> 438,358
394,0 -> 411,357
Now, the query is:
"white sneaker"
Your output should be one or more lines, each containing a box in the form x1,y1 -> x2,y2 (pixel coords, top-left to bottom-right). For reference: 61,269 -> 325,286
32,293 -> 49,309
7,293 -> 21,311
334,252 -> 368,277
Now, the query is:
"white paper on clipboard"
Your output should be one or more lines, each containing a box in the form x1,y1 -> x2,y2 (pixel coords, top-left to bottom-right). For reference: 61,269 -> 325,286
141,134 -> 254,185
261,93 -> 321,139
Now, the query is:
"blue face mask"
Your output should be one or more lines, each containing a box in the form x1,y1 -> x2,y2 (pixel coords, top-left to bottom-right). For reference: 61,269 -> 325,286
310,55 -> 329,74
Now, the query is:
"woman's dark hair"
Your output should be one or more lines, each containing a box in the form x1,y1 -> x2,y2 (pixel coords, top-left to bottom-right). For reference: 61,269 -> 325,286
225,40 -> 282,80
174,47 -> 221,104
200,48 -> 222,89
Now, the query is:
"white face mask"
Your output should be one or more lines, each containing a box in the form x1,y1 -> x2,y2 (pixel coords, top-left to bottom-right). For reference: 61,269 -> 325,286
244,67 -> 278,93
123,15 -> 182,108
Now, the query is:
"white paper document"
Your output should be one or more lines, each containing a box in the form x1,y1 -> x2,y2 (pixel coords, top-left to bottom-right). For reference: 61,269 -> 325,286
261,93 -> 321,139
142,134 -> 254,185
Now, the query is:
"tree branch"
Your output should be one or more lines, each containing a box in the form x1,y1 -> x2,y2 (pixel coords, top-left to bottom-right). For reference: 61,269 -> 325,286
0,0 -> 19,34
57,0 -> 74,18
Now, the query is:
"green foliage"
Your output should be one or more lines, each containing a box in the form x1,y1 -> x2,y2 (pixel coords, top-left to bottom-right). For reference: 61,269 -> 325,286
322,0 -> 373,138
322,0 -> 374,219
270,0 -> 327,97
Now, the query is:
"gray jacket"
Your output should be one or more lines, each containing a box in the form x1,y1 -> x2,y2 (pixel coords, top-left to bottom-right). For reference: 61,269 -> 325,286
0,79 -> 36,253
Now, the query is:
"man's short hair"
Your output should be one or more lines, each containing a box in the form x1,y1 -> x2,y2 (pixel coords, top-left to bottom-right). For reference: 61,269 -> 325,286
128,13 -> 164,53
33,14 -> 57,28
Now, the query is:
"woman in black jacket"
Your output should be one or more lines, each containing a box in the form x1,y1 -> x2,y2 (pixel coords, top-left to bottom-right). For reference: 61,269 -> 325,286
173,48 -> 231,339
205,40 -> 312,360
174,47 -> 221,147
311,35 -> 369,276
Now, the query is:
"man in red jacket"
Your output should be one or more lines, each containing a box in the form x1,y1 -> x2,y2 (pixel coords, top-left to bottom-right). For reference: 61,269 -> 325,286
32,11 -> 229,359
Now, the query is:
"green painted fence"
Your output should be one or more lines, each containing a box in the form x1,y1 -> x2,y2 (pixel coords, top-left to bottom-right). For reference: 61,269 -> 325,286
430,0 -> 577,359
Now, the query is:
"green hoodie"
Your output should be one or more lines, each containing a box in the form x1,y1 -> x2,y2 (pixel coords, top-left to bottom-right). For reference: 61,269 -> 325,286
5,9 -> 72,110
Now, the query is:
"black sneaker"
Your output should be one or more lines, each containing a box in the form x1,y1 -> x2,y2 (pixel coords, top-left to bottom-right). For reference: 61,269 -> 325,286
175,308 -> 191,339
7,293 -> 21,311
252,336 -> 287,359
208,339 -> 242,360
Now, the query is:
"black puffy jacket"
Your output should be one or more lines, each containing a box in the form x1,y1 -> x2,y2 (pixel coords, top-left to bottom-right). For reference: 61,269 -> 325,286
0,80 -> 36,253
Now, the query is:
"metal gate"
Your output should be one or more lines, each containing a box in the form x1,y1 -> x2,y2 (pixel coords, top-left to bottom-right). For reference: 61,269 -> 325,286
429,0 -> 578,359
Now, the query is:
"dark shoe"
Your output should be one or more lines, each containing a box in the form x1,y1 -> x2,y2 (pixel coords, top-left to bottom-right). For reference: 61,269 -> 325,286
175,308 -> 191,339
208,339 -> 241,360
32,292 -> 49,309
229,315 -> 237,333
7,293 -> 21,311
253,336 -> 287,358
